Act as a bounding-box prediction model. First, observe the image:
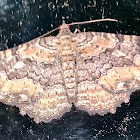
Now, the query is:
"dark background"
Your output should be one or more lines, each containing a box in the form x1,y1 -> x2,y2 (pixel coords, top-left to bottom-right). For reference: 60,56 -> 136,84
0,0 -> 140,139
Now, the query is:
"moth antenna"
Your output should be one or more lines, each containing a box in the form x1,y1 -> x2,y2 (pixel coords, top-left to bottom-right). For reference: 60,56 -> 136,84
39,27 -> 59,38
67,18 -> 118,26
32,18 -> 118,40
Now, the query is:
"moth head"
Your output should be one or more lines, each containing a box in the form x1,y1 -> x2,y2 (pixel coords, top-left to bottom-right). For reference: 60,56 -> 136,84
58,21 -> 72,46
59,20 -> 70,29
59,21 -> 71,34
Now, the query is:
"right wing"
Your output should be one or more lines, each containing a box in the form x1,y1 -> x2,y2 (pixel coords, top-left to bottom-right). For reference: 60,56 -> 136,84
74,32 -> 140,116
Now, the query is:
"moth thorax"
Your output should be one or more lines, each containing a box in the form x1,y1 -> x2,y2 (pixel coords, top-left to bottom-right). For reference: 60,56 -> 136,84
59,34 -> 72,46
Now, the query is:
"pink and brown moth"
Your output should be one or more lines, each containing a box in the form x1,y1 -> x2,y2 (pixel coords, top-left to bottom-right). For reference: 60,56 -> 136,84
0,20 -> 140,123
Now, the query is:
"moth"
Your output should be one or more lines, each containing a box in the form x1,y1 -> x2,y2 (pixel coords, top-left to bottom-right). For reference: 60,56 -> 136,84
0,19 -> 140,123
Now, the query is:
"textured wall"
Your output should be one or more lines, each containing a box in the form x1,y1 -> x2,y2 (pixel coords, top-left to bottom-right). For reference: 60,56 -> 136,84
0,0 -> 140,139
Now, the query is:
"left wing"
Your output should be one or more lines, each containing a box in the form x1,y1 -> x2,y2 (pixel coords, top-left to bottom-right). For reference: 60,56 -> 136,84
0,37 -> 72,123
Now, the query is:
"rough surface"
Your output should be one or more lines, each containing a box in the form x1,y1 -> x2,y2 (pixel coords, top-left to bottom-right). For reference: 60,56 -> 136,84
0,23 -> 140,123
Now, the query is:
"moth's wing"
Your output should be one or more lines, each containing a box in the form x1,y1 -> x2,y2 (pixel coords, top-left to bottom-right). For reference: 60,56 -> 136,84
74,32 -> 140,115
0,37 -> 71,123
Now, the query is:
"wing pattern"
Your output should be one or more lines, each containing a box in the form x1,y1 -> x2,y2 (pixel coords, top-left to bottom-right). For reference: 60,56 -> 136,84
0,37 -> 71,123
75,32 -> 140,115
0,23 -> 140,123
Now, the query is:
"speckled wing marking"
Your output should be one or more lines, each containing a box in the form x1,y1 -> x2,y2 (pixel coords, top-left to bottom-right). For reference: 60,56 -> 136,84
0,37 -> 71,123
74,32 -> 140,115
